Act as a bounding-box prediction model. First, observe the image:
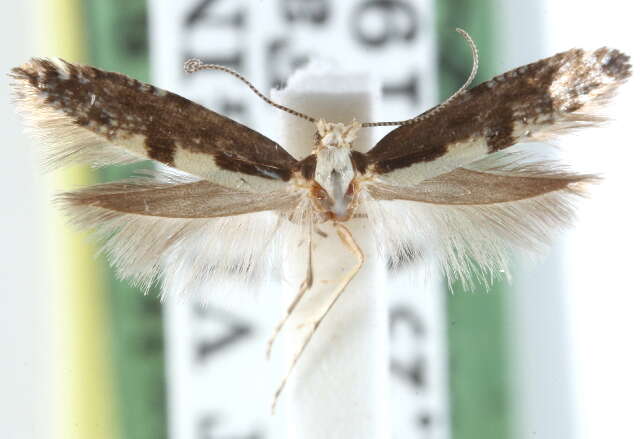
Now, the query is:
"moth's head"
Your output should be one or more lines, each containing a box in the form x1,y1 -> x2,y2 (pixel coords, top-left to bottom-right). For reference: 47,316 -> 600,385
314,119 -> 361,150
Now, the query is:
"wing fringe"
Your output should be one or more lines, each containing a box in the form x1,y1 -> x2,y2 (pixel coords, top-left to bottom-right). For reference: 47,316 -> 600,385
10,60 -> 142,170
61,201 -> 305,297
57,176 -> 304,297
364,158 -> 598,288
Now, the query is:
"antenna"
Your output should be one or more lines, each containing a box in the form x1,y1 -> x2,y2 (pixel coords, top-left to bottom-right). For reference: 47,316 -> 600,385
361,28 -> 479,128
184,58 -> 318,124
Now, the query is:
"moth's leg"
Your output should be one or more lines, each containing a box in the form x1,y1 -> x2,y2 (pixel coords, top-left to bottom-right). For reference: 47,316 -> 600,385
271,222 -> 364,413
266,224 -> 314,360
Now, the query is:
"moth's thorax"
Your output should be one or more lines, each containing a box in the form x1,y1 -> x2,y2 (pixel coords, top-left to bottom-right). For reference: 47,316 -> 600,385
310,120 -> 362,222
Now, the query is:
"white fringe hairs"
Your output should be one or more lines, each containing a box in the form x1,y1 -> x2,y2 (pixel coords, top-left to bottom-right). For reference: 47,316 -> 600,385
363,156 -> 597,289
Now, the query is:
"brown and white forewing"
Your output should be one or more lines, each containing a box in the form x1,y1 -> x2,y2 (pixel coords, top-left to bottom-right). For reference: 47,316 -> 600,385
10,58 -> 297,192
366,48 -> 631,186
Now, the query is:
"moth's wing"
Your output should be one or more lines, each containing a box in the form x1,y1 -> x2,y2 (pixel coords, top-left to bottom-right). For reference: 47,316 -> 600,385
59,175 -> 304,296
10,58 -> 297,192
364,157 -> 598,287
366,48 -> 631,185
61,179 -> 301,219
367,162 -> 596,205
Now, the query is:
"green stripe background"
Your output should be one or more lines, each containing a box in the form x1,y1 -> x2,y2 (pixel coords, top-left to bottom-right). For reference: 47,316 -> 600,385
83,1 -> 168,438
437,1 -> 512,438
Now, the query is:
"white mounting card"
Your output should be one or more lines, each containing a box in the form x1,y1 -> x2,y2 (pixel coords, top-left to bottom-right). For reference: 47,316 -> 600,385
148,1 -> 448,438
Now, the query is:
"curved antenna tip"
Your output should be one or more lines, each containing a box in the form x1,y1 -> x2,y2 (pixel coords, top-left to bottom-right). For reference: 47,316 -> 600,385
184,58 -> 204,74
361,28 -> 479,128
180,59 -> 317,124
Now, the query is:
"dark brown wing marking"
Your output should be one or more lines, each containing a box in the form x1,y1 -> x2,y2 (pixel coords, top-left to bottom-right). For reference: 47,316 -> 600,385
11,58 -> 298,189
366,48 -> 631,183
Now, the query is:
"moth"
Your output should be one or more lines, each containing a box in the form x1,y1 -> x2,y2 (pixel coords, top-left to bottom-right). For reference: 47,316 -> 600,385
10,29 -> 631,407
